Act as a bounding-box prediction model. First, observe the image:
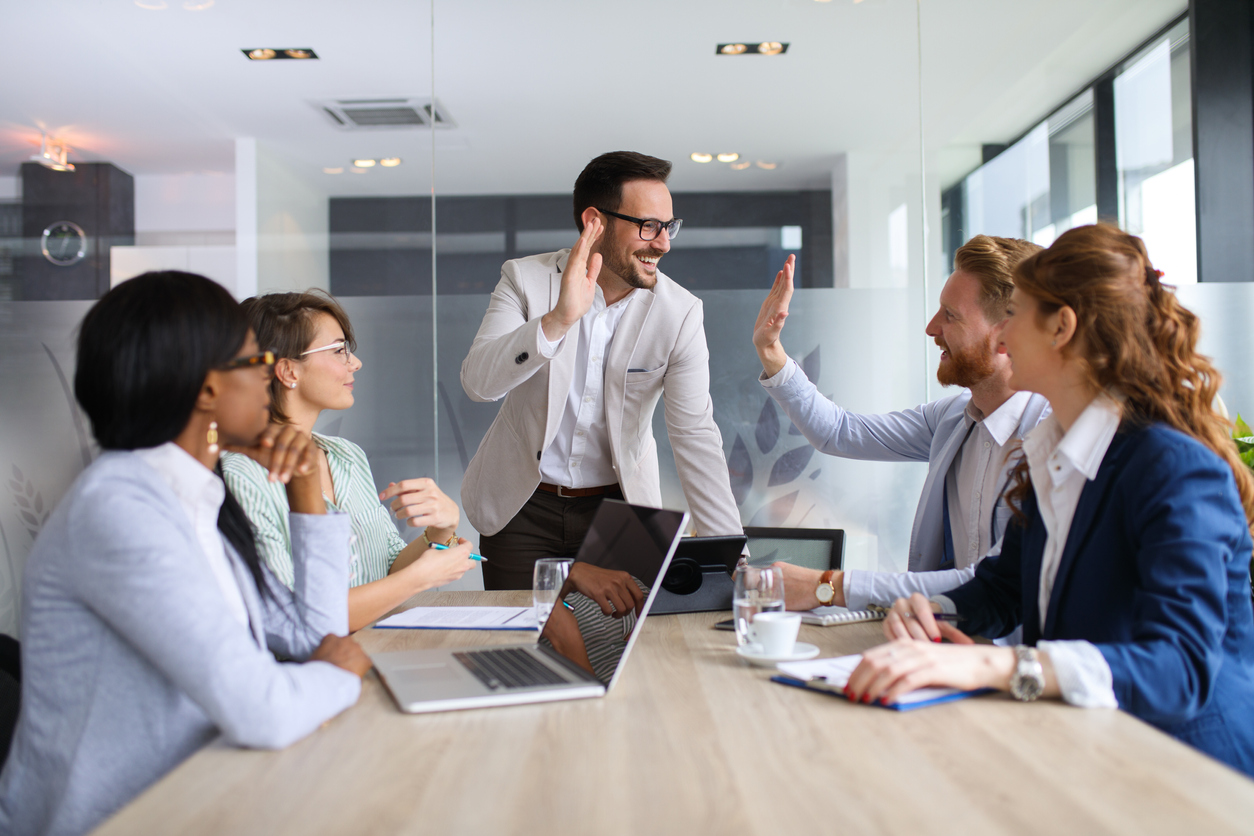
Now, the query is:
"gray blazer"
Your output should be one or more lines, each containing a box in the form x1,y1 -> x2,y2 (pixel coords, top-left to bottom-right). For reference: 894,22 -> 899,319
764,362 -> 1050,573
0,452 -> 361,836
461,249 -> 742,538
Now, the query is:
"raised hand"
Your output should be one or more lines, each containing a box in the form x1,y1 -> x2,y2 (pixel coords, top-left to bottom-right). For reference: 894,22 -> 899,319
541,217 -> 604,342
752,254 -> 796,378
379,478 -> 460,543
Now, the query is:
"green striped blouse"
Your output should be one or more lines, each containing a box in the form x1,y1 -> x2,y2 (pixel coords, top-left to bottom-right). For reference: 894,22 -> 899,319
221,434 -> 407,589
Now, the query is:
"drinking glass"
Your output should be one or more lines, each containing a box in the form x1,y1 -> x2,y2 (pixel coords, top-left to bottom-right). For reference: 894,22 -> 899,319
731,563 -> 785,647
533,558 -> 573,633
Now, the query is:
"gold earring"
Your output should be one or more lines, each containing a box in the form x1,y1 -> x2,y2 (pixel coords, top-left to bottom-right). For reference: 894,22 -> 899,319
206,420 -> 219,455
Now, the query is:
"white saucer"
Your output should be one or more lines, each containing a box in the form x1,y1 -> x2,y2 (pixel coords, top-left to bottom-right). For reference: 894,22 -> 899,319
736,642 -> 821,666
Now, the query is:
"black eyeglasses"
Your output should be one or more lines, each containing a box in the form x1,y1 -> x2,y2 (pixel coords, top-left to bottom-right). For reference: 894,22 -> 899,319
597,208 -> 683,242
219,350 -> 277,371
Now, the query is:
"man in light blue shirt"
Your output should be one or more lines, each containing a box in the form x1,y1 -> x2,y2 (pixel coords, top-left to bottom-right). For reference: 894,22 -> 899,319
752,236 -> 1049,612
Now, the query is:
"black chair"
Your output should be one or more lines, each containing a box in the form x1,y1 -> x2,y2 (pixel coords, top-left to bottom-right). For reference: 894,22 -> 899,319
743,527 -> 845,572
0,634 -> 18,769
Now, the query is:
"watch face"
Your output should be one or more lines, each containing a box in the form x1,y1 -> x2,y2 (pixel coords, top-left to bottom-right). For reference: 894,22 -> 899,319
816,583 -> 835,605
41,221 -> 87,267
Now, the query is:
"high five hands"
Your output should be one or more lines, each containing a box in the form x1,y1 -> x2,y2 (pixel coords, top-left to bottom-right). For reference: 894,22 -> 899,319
752,254 -> 796,378
541,217 -> 604,342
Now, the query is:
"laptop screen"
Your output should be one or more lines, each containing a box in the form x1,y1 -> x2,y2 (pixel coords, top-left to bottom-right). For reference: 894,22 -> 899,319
537,500 -> 687,687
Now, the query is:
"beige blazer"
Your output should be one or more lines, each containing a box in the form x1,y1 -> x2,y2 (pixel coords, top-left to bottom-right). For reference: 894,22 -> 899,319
460,249 -> 742,539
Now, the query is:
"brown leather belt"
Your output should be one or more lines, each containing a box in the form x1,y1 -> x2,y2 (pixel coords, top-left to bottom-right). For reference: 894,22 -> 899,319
536,482 -> 622,499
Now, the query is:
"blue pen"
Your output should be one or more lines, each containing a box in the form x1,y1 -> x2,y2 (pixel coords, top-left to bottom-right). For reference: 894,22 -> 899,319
430,543 -> 487,562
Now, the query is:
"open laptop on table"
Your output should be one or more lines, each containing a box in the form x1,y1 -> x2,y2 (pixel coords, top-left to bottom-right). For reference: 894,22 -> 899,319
371,500 -> 689,713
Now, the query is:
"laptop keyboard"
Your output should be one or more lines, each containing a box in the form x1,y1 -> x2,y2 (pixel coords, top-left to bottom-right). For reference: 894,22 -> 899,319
453,647 -> 571,691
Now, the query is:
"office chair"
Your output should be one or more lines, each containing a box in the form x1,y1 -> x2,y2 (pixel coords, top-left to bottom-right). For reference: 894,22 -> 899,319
743,527 -> 845,572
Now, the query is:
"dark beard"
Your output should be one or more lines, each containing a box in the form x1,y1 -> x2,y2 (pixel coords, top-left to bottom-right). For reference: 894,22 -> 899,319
601,246 -> 659,289
936,337 -> 997,388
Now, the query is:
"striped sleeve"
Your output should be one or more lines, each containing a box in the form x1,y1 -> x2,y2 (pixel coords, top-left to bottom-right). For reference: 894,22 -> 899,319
316,435 -> 408,584
220,452 -> 297,589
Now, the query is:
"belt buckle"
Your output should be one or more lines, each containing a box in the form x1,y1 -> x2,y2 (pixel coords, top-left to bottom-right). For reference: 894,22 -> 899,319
556,485 -> 570,498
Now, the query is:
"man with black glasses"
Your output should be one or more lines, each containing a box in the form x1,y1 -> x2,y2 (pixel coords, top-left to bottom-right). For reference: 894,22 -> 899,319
461,151 -> 744,590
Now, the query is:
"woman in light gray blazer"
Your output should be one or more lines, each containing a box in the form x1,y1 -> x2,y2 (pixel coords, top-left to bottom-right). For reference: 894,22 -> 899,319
0,272 -> 371,836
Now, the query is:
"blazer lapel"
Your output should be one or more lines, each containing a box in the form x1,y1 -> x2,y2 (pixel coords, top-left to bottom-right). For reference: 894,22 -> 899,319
1041,432 -> 1129,636
543,254 -> 578,448
603,287 -> 655,456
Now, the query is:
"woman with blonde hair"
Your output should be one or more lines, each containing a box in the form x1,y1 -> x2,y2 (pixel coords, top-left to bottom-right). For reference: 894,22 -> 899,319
845,224 -> 1254,776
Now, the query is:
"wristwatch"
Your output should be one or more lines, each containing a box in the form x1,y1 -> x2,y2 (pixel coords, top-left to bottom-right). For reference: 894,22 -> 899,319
1009,645 -> 1045,701
815,570 -> 838,606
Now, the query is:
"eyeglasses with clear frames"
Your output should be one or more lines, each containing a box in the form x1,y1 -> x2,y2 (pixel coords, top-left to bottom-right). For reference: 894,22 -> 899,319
597,208 -> 683,242
300,340 -> 355,365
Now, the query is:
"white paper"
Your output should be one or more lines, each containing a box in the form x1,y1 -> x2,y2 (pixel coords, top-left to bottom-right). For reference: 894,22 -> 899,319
777,654 -> 968,706
375,606 -> 538,630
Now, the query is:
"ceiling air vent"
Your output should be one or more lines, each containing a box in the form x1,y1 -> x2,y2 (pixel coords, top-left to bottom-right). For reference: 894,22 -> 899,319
313,98 -> 456,130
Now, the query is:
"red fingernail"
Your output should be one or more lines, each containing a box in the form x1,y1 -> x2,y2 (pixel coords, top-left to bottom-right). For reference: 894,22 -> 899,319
933,637 -> 942,643
862,694 -> 872,704
846,692 -> 855,702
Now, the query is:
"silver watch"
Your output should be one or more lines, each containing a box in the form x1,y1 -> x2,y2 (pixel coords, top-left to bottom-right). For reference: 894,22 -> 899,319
1009,645 -> 1045,702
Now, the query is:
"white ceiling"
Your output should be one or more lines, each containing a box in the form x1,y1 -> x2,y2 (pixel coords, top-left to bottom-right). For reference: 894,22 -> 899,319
0,0 -> 1186,197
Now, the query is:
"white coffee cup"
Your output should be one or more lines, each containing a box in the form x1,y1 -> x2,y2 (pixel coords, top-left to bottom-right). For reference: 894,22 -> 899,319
746,611 -> 802,656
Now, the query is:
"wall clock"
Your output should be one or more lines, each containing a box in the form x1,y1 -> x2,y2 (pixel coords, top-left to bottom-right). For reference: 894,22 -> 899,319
41,221 -> 87,266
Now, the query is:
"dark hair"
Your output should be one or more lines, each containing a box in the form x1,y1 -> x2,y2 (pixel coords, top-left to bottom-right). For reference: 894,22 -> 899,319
572,151 -> 672,231
240,290 -> 357,424
75,270 -> 273,599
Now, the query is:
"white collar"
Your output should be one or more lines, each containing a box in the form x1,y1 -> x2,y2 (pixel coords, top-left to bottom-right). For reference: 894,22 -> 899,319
133,442 -> 226,518
1024,394 -> 1122,486
965,390 -> 1033,447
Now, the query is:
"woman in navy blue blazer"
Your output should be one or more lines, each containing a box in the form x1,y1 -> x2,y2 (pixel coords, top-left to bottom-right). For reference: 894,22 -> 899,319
846,224 -> 1254,776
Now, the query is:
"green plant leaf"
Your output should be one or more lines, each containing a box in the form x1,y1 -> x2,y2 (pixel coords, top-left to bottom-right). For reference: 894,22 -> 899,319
1236,414 -> 1253,439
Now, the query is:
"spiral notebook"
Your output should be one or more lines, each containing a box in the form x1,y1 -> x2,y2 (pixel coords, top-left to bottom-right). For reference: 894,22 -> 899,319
801,605 -> 886,626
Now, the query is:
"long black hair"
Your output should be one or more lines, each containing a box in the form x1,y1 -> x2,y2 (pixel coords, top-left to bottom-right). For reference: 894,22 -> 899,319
75,271 -> 271,600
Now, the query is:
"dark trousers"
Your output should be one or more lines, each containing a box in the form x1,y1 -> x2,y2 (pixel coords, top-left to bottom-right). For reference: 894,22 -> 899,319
479,486 -> 623,590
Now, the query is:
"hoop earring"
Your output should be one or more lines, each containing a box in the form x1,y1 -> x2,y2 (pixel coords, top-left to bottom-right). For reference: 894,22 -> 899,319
206,420 -> 219,455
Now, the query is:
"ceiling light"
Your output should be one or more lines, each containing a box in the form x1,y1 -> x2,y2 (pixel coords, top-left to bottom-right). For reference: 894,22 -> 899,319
182,0 -> 214,8
242,47 -> 319,60
755,161 -> 778,170
379,157 -> 402,167
690,152 -> 713,163
730,161 -> 752,170
350,167 -> 369,174
716,42 -> 789,56
134,0 -> 167,8
323,167 -> 344,174
352,159 -> 376,167
717,153 -> 739,163
30,132 -> 74,172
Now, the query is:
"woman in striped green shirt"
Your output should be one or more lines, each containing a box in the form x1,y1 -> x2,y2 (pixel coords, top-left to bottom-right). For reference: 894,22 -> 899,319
222,291 -> 475,631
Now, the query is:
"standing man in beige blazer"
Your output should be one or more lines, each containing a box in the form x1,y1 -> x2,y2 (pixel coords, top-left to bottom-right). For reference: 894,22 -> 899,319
461,151 -> 743,589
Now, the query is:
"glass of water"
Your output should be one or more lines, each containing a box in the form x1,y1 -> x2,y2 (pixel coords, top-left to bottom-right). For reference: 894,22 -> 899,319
533,558 -> 573,633
732,563 -> 785,647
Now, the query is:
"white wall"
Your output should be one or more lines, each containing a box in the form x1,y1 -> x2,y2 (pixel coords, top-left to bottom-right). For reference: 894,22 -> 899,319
134,172 -> 234,242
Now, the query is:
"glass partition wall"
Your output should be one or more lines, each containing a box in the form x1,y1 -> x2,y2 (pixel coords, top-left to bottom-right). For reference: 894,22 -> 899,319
0,0 -> 940,633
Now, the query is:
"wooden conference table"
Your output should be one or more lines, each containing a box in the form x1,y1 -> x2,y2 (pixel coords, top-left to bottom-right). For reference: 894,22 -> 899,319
96,591 -> 1254,836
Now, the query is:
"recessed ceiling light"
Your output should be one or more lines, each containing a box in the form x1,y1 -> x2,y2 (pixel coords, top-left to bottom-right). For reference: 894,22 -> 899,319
352,159 -> 376,168
715,42 -> 789,56
323,167 -> 344,174
730,161 -> 752,170
379,157 -> 402,167
241,47 -> 319,60
717,153 -> 739,163
350,167 -> 369,174
755,161 -> 778,170
134,0 -> 167,8
690,152 -> 713,163
183,0 -> 214,9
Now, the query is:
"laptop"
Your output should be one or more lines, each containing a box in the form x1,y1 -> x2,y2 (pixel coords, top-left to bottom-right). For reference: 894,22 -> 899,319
371,500 -> 689,713
650,534 -> 747,615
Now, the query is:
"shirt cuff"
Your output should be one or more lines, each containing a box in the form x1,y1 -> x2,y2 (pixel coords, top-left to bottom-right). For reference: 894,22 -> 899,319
1038,640 -> 1119,708
536,321 -> 563,358
758,357 -> 797,389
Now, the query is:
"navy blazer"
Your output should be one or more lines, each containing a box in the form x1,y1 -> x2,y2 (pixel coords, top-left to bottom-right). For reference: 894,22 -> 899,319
946,423 -> 1254,776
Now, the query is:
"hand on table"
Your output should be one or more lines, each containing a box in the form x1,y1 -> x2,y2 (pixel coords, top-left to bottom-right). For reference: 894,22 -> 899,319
752,254 -> 796,378
310,634 -> 372,678
881,592 -> 973,644
565,562 -> 644,617
844,638 -> 1015,706
540,217 -> 603,342
379,478 -> 460,542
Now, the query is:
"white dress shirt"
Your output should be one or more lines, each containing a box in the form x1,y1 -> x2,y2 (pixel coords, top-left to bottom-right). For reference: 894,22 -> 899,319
945,390 -> 1032,568
537,284 -> 635,488
937,394 -> 1122,708
134,442 -> 250,628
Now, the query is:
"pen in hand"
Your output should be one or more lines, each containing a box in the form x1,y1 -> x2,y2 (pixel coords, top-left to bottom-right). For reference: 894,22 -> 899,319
429,543 -> 488,562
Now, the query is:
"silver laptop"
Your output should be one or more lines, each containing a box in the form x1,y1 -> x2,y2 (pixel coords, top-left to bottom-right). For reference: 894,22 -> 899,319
371,500 -> 689,713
